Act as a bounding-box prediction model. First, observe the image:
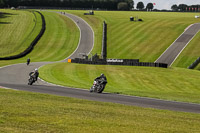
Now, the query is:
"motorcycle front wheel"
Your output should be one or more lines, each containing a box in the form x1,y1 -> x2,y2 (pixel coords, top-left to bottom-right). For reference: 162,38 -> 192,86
28,78 -> 34,85
89,87 -> 94,92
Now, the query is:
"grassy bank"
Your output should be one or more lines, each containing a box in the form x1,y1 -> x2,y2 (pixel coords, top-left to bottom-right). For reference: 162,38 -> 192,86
39,63 -> 200,104
63,10 -> 104,56
64,10 -> 200,63
22,11 -> 80,62
0,10 -> 200,132
0,88 -> 199,132
0,9 -> 41,57
172,31 -> 200,68
0,11 -> 79,67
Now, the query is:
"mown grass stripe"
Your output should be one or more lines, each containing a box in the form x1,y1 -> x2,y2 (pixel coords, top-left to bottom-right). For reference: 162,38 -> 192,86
108,20 -> 162,58
40,63 -> 200,104
71,11 -> 199,63
0,10 -> 79,66
1,88 -> 200,132
172,31 -> 200,68
0,10 -> 38,57
23,11 -> 79,61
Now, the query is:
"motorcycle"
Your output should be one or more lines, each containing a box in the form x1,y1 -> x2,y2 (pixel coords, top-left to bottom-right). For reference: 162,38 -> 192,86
27,58 -> 30,65
28,72 -> 36,85
90,78 -> 107,93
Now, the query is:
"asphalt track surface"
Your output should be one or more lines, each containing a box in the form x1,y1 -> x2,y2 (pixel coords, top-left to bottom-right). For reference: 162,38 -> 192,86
61,12 -> 94,60
0,12 -> 200,114
155,23 -> 200,66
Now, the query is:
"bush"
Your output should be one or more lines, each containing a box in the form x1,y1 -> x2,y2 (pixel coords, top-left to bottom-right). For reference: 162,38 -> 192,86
117,2 -> 129,10
0,0 -> 5,7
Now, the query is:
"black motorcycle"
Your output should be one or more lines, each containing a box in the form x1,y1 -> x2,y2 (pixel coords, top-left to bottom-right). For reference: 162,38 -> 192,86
90,78 -> 107,93
27,58 -> 30,65
28,72 -> 36,85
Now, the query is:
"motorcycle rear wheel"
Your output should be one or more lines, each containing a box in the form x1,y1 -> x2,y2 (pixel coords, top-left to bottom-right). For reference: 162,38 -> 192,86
96,84 -> 105,93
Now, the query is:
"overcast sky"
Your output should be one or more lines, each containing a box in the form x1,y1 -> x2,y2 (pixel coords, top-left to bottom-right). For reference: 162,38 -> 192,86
134,0 -> 200,10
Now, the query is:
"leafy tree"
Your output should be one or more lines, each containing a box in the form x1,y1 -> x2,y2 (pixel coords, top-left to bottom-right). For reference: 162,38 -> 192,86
146,3 -> 153,10
117,2 -> 128,10
4,0 -> 20,7
125,0 -> 134,10
2,0 -> 135,10
0,0 -> 5,7
189,5 -> 200,12
171,4 -> 178,11
136,1 -> 144,10
178,4 -> 188,11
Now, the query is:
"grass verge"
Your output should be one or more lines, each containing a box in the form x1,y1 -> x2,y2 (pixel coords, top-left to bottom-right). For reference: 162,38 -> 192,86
172,31 -> 200,68
39,63 -> 200,104
0,88 -> 200,132
0,9 -> 41,57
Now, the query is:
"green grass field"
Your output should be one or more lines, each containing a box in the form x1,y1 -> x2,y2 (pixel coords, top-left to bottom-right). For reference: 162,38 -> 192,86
0,10 -> 79,67
64,10 -> 200,63
0,9 -> 41,57
1,10 -> 199,66
40,62 -> 200,104
23,11 -> 80,62
1,10 -> 200,132
1,88 -> 200,133
1,10 -> 199,104
172,31 -> 200,68
38,10 -> 200,104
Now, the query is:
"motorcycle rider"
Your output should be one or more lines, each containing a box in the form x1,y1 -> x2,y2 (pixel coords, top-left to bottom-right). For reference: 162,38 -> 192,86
29,68 -> 39,82
27,58 -> 30,65
90,73 -> 107,92
95,73 -> 107,83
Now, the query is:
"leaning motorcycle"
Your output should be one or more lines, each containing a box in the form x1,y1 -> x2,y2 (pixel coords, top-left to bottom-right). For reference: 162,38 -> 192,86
28,72 -> 36,85
90,78 -> 107,93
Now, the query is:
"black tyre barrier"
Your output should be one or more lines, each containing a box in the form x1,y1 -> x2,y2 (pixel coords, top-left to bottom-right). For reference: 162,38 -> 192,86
101,21 -> 107,60
0,11 -> 46,60
71,58 -> 168,68
188,57 -> 200,69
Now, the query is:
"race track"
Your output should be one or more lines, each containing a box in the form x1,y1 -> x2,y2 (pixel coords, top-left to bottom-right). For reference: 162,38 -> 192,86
0,12 -> 200,114
155,23 -> 200,66
61,12 -> 94,60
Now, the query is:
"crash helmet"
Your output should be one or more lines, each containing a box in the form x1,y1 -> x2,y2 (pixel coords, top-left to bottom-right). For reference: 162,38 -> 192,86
34,68 -> 38,72
101,73 -> 104,76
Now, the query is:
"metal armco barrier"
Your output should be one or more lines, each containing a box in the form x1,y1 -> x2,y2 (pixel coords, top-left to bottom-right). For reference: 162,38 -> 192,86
188,57 -> 200,69
0,11 -> 46,60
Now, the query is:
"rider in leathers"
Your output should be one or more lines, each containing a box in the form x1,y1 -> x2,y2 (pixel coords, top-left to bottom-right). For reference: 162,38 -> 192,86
29,68 -> 39,82
90,73 -> 107,92
95,73 -> 107,83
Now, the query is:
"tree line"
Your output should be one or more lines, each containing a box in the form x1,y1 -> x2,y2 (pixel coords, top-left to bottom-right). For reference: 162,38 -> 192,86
136,2 -> 154,10
171,4 -> 200,12
0,0 -> 4,7
0,0 -> 154,11
0,0 -> 134,10
1,0 -> 199,12
135,2 -> 200,12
